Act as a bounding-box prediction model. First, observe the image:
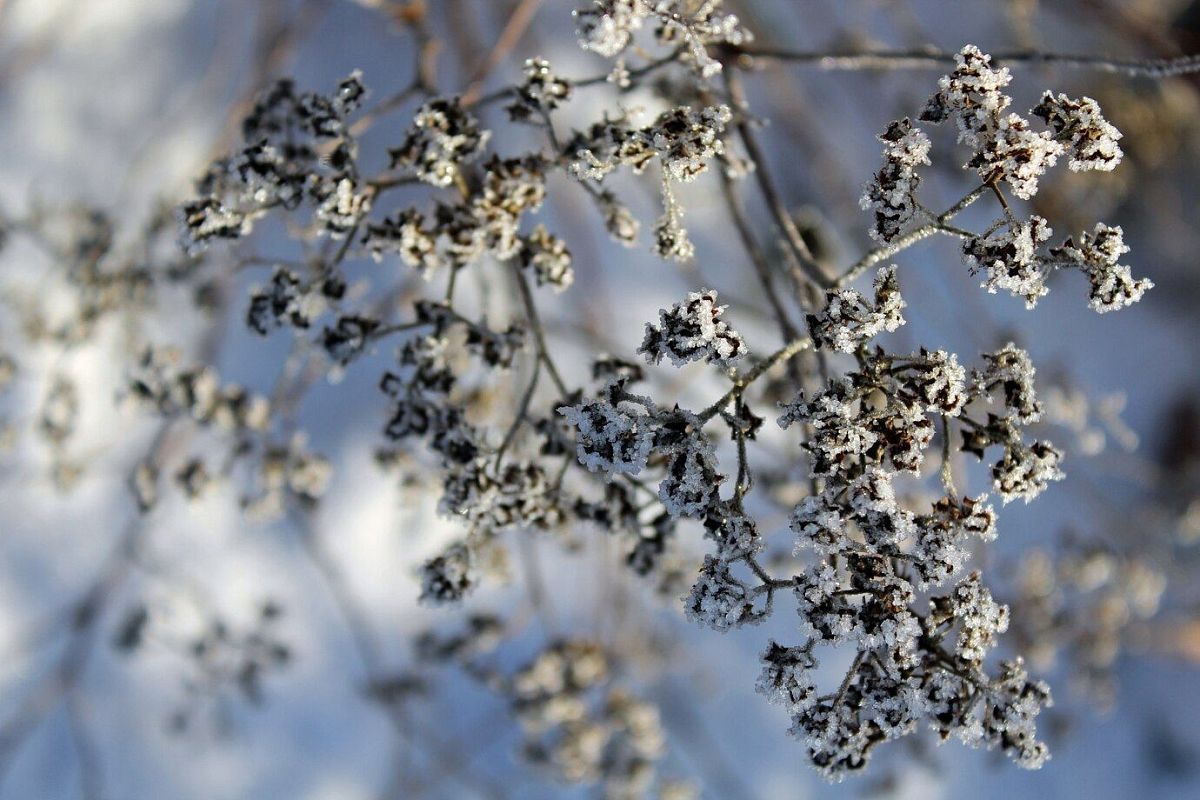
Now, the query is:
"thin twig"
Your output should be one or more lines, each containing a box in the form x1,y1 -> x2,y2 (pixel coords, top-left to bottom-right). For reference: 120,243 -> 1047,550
723,68 -> 831,289
460,0 -> 543,106
510,261 -> 568,396
940,414 -> 957,497
493,355 -> 541,468
835,183 -> 989,288
698,336 -> 812,422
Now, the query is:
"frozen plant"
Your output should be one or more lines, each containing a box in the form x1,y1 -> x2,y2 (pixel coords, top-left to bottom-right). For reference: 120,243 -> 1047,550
0,5 -> 1195,798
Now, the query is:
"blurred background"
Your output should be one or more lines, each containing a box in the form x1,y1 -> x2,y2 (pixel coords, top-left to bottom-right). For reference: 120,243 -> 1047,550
0,1 -> 1198,798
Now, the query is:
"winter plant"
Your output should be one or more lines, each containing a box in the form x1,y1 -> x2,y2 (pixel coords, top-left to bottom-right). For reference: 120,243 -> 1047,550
2,0 -> 1198,796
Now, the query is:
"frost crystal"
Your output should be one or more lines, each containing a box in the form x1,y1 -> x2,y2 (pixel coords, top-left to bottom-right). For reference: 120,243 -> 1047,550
992,440 -> 1064,503
389,98 -> 490,188
937,571 -> 1010,664
558,394 -> 656,478
1049,224 -> 1153,313
807,266 -> 906,353
963,216 -> 1053,308
860,118 -> 931,243
968,113 -> 1063,200
1032,92 -> 1123,172
684,555 -> 766,631
904,349 -> 968,416
756,641 -> 818,712
974,343 -> 1042,425
639,289 -> 746,369
921,45 -> 1013,148
657,421 -> 722,519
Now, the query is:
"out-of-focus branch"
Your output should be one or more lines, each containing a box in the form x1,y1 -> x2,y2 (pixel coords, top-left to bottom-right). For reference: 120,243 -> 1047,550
731,45 -> 1200,78
460,0 -> 543,106
723,67 -> 832,290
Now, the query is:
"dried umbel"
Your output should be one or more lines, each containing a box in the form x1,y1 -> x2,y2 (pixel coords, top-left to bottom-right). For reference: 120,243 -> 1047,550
1050,223 -> 1153,313
963,215 -> 1054,307
861,45 -> 1154,315
1032,92 -> 1124,172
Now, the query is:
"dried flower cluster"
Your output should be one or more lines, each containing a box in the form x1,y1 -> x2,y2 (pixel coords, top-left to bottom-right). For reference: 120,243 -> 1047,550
860,45 -> 1153,312
0,2 -> 1184,796
138,34 -> 1167,785
575,0 -> 750,77
414,619 -> 681,798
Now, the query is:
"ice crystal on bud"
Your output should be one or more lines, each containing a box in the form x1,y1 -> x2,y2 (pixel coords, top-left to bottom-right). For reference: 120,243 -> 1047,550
968,113 -> 1063,200
807,266 -> 906,353
558,394 -> 656,478
963,215 -> 1053,308
1049,224 -> 1153,313
921,45 -> 1012,147
702,505 -> 762,560
913,495 -> 996,587
993,440 -> 1064,503
657,422 -> 723,518
790,491 -> 848,556
756,641 -> 818,712
974,344 -> 1042,425
653,106 -> 732,183
935,571 -> 1010,664
684,555 -> 766,632
389,98 -> 490,188
639,289 -> 746,369
959,659 -> 1053,769
1032,92 -> 1123,172
848,468 -> 916,550
861,118 -> 931,243
904,349 -> 968,416
778,379 -> 877,478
